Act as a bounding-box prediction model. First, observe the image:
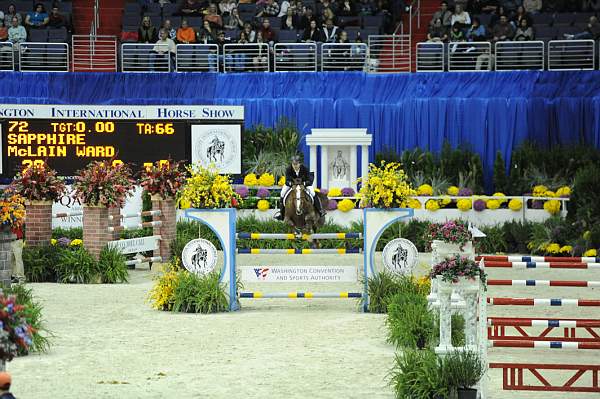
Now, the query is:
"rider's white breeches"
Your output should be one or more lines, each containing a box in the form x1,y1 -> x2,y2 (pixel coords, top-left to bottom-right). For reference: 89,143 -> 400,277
280,185 -> 314,199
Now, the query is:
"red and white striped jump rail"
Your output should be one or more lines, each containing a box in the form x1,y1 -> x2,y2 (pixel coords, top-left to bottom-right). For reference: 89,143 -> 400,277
483,261 -> 600,269
490,340 -> 600,349
487,297 -> 600,306
477,255 -> 600,263
488,279 -> 600,288
488,317 -> 600,343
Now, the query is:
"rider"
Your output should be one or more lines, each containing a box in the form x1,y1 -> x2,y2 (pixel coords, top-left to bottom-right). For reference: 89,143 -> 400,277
274,155 -> 325,220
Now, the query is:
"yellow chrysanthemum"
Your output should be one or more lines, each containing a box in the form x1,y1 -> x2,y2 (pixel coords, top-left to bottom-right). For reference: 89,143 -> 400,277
544,190 -> 556,198
417,184 -> 433,196
508,198 -> 523,211
425,199 -> 440,211
328,188 -> 342,197
543,200 -> 561,215
278,176 -> 286,186
583,249 -> 597,257
179,198 -> 191,209
70,239 -> 83,246
533,185 -> 548,196
408,198 -> 421,209
559,245 -> 572,254
258,173 -> 275,187
486,199 -> 501,210
546,243 -> 561,254
556,186 -> 571,197
337,199 -> 355,212
440,196 -> 452,206
457,199 -> 472,211
257,200 -> 270,211
50,238 -> 57,245
493,192 -> 507,203
447,186 -> 459,196
243,173 -> 258,186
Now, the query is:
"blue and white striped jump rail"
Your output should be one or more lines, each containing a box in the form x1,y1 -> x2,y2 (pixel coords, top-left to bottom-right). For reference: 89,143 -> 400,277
483,261 -> 600,269
239,291 -> 362,298
488,317 -> 600,328
236,232 -> 363,240
477,255 -> 600,264
490,340 -> 600,350
237,248 -> 362,255
489,279 -> 600,288
487,297 -> 600,306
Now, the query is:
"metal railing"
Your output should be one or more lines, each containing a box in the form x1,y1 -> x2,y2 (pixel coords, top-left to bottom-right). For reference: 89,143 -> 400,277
175,44 -> 219,72
19,42 -> 69,72
72,35 -> 117,72
0,42 -> 15,71
416,42 -> 444,72
448,41 -> 492,72
273,43 -> 317,72
121,43 -> 172,72
367,35 -> 411,73
495,41 -> 544,71
548,40 -> 595,71
223,43 -> 270,72
91,0 -> 99,36
321,43 -> 368,71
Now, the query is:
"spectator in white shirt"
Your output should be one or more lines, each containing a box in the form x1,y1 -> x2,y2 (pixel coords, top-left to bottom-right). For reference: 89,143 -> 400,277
450,4 -> 471,29
150,28 -> 176,71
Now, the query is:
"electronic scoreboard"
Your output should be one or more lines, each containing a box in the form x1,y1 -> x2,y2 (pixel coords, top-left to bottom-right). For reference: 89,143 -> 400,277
0,105 -> 244,177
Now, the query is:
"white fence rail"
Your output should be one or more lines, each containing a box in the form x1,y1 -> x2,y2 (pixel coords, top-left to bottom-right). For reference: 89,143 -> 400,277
416,42 -> 444,72
367,35 -> 411,73
274,43 -> 317,72
223,43 -> 270,72
121,43 -> 172,73
448,41 -> 492,72
321,43 -> 367,71
495,41 -> 544,71
548,40 -> 595,71
72,35 -> 117,72
0,42 -> 15,71
19,42 -> 69,72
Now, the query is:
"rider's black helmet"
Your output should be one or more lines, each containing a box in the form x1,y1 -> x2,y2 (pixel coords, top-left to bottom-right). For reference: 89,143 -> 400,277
291,155 -> 301,165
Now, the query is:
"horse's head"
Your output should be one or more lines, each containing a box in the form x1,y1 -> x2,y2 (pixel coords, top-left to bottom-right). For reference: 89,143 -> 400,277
290,178 -> 307,216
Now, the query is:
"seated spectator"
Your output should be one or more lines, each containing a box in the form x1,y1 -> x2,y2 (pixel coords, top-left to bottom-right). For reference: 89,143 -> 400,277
449,22 -> 466,41
257,0 -> 281,18
322,18 -> 339,42
431,1 -> 452,27
4,5 -> 21,27
281,7 -> 301,30
0,20 -> 8,41
337,0 -> 357,16
278,0 -> 292,17
48,6 -> 67,29
564,16 -> 600,40
199,19 -> 217,43
177,18 -> 196,43
150,28 -> 176,71
178,0 -> 204,16
209,30 -> 232,71
303,19 -> 323,42
233,30 -> 249,71
25,3 -> 49,30
224,8 -> 245,30
490,5 -> 510,27
357,0 -> 376,16
219,0 -> 237,16
467,0 -> 498,14
492,14 -> 514,41
8,17 -> 26,45
300,7 -> 319,30
513,6 -> 532,29
466,17 -> 487,41
138,16 -> 158,43
523,0 -> 542,13
204,4 -> 223,28
319,0 -> 338,22
242,22 -> 256,42
427,17 -> 448,42
252,31 -> 269,68
163,19 -> 177,40
514,18 -> 534,40
260,18 -> 277,44
450,4 -> 471,29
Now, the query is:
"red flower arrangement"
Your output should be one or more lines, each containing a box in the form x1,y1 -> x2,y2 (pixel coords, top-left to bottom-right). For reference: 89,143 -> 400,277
8,162 -> 66,202
73,160 -> 135,207
425,220 -> 473,250
139,160 -> 187,200
430,255 -> 487,285
0,292 -> 33,362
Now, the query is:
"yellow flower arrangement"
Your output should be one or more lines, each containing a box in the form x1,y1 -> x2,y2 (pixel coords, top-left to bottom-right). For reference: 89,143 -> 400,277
179,164 -> 240,209
278,176 -> 286,186
408,198 -> 422,209
357,162 -> 414,208
532,185 -> 548,196
328,187 -> 343,197
50,238 -> 57,245
493,192 -> 507,203
544,190 -> 556,198
70,239 -> 83,246
556,186 -> 571,197
440,196 -> 452,206
559,245 -> 572,254
337,199 -> 355,212
258,173 -> 275,187
179,197 -> 192,209
486,199 -> 501,210
457,199 -> 472,211
414,274 -> 431,295
417,184 -> 433,196
545,243 -> 560,254
543,200 -> 561,215
257,199 -> 270,211
447,186 -> 459,196
508,198 -> 523,211
0,194 -> 26,229
148,260 -> 182,311
583,249 -> 597,257
243,173 -> 258,186
425,199 -> 440,211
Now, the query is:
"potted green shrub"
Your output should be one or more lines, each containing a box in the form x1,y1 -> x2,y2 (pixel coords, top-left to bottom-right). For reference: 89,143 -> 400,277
442,350 -> 485,399
389,348 -> 448,399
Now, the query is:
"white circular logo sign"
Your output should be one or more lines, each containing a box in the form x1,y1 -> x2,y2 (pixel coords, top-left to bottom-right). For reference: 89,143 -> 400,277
382,238 -> 419,276
182,239 -> 218,275
194,129 -> 238,171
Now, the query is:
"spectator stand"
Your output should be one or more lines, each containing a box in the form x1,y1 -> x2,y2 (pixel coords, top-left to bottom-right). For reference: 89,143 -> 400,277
121,42 -> 171,73
19,41 -> 69,72
0,42 -> 15,71
548,39 -> 596,70
222,43 -> 271,72
175,43 -> 219,72
274,42 -> 318,71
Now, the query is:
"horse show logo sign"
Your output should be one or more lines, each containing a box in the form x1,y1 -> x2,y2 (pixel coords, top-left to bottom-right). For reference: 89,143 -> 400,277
191,125 -> 241,174
181,238 -> 218,276
382,238 -> 419,276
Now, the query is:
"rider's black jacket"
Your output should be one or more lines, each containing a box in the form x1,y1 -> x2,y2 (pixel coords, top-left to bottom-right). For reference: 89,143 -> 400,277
285,165 -> 312,186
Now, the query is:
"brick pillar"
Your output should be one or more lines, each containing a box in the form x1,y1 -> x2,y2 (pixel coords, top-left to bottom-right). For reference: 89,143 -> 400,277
25,200 -> 53,247
0,228 -> 14,287
152,196 -> 176,261
83,206 -> 111,259
108,207 -> 121,241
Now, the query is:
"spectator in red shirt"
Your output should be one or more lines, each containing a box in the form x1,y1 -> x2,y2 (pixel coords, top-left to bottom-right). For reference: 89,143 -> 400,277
260,18 -> 277,44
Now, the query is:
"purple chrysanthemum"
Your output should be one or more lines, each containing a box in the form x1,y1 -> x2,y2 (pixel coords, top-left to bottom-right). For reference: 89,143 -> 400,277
531,199 -> 544,209
57,237 -> 72,247
327,200 -> 338,210
341,187 -> 355,197
319,188 -> 329,196
256,187 -> 271,198
235,185 -> 250,198
473,199 -> 486,212
458,187 -> 473,196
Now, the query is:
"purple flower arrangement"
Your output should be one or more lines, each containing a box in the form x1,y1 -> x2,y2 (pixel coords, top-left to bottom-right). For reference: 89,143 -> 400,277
319,188 -> 329,196
327,199 -> 338,210
0,292 -> 34,362
531,199 -> 544,209
425,220 -> 473,250
256,187 -> 271,199
341,187 -> 355,197
473,199 -> 486,212
235,185 -> 250,198
430,255 -> 487,284
458,187 -> 473,196
57,237 -> 72,247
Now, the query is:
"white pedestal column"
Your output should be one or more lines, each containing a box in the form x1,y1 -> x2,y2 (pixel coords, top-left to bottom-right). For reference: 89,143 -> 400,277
361,145 -> 369,186
350,146 -> 357,191
309,145 -> 318,186
436,280 -> 454,355
321,148 -> 329,190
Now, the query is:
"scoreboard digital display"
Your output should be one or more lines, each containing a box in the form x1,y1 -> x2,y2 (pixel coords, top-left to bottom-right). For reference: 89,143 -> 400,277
0,104 -> 245,178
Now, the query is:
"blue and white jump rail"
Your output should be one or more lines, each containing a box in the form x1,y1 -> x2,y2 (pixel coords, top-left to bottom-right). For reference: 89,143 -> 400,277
184,207 -> 413,312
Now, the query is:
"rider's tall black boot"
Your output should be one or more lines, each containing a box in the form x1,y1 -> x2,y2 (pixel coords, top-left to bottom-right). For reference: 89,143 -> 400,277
274,199 -> 285,221
315,196 -> 326,217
